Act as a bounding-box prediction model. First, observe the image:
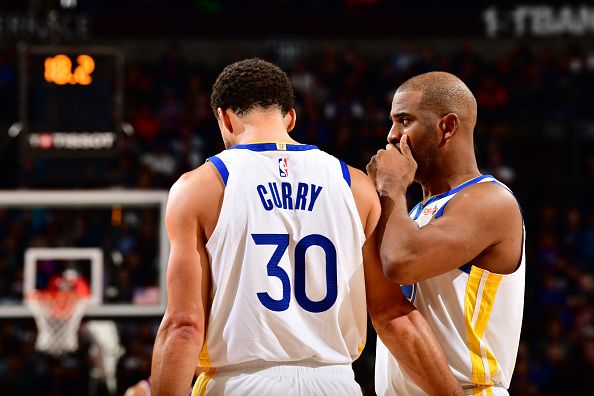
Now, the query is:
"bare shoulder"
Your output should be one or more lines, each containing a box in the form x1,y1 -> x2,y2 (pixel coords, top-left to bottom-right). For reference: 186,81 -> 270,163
348,165 -> 380,235
348,165 -> 379,203
169,163 -> 224,209
448,180 -> 521,219
433,180 -> 523,274
444,180 -> 523,258
166,162 -> 225,235
171,162 -> 223,198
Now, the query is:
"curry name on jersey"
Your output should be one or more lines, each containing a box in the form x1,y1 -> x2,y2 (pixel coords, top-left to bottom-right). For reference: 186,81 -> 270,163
200,143 -> 367,370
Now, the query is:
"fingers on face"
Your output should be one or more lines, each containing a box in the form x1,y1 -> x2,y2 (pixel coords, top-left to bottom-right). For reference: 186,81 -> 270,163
400,135 -> 413,156
400,134 -> 408,148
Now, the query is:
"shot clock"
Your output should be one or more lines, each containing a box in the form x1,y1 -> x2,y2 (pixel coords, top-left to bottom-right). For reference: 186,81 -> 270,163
44,54 -> 96,86
19,46 -> 124,156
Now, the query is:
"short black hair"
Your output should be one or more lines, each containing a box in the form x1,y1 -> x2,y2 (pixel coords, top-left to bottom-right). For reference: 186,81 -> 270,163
210,58 -> 295,117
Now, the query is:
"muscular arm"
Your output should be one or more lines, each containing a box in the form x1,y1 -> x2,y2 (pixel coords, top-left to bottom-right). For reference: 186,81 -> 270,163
350,167 -> 463,396
368,136 -> 523,284
151,164 -> 222,396
376,185 -> 521,283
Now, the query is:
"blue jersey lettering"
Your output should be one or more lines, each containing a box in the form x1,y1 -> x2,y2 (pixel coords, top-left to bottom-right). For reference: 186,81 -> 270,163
281,182 -> 293,210
295,183 -> 308,210
308,185 -> 323,211
256,182 -> 323,212
257,184 -> 273,211
269,182 -> 282,208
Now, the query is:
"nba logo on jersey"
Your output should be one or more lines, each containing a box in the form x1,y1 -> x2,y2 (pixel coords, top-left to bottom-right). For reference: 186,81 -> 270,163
278,158 -> 288,177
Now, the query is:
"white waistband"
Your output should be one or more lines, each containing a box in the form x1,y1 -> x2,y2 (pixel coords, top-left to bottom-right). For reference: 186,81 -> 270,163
213,361 -> 354,377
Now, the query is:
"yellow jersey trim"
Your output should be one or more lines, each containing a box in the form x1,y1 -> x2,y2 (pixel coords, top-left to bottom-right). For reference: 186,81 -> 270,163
357,339 -> 366,354
465,266 -> 502,387
198,343 -> 211,368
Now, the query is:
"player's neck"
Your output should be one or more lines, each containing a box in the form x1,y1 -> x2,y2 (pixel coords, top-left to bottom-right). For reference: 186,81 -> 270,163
230,110 -> 300,145
236,126 -> 300,145
421,154 -> 480,203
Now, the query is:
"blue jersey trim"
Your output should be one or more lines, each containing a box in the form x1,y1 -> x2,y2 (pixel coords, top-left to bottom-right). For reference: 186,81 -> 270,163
409,174 -> 492,274
459,263 -> 472,274
432,176 -> 520,274
228,143 -> 318,152
409,202 -> 422,221
415,174 -> 494,212
207,155 -> 229,186
400,283 -> 417,303
435,202 -> 448,218
339,160 -> 351,187
405,174 -> 521,275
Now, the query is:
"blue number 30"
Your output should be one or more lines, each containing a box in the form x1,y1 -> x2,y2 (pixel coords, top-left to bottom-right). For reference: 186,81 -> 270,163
252,233 -> 338,313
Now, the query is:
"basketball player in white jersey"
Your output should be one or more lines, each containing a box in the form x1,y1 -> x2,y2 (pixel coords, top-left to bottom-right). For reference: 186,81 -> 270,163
151,59 -> 463,395
367,71 -> 525,396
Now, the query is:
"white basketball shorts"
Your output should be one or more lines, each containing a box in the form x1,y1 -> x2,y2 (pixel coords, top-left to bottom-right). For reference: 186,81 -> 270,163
192,361 -> 362,396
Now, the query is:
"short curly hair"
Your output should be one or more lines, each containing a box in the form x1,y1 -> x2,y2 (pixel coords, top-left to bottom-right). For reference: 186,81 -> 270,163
210,58 -> 295,117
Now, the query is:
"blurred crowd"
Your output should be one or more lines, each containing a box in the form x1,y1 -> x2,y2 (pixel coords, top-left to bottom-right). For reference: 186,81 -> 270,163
0,39 -> 593,394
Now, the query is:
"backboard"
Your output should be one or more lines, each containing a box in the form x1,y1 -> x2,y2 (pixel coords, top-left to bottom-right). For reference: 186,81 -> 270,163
0,190 -> 168,317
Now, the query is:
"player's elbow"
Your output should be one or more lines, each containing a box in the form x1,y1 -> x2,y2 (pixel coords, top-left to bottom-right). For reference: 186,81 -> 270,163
369,301 -> 414,333
380,249 -> 419,285
374,315 -> 416,347
162,312 -> 204,343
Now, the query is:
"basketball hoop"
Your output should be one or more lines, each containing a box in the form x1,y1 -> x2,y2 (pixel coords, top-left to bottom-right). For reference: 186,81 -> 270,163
26,290 -> 89,356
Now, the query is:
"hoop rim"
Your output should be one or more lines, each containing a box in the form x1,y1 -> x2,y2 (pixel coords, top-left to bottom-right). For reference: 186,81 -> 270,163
25,290 -> 89,319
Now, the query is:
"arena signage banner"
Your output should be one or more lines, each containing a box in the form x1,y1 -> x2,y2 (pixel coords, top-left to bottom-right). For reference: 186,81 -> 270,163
483,5 -> 594,37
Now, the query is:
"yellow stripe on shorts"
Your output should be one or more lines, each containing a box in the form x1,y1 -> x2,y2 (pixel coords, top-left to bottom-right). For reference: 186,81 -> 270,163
192,369 -> 214,396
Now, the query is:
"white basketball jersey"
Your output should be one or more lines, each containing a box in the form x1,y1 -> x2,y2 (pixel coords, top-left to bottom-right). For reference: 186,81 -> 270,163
200,143 -> 367,370
375,175 -> 525,396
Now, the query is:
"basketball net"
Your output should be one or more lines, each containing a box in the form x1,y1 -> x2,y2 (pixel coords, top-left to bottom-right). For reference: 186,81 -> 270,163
26,290 -> 89,356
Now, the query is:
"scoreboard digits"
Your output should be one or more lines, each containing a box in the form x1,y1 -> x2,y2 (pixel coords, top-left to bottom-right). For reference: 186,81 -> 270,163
44,54 -> 96,86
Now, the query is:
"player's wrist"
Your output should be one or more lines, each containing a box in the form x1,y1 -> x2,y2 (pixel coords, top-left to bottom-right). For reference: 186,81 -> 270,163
377,183 -> 407,198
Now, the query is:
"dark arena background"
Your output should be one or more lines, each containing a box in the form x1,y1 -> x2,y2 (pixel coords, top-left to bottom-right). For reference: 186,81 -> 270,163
1,1 -> 593,395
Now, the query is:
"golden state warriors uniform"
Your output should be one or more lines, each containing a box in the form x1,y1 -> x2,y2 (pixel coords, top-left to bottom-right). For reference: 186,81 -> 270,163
194,143 -> 366,395
375,175 -> 525,396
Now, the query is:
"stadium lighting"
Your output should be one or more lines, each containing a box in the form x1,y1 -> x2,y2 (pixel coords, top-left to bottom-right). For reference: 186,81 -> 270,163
60,0 -> 77,9
8,122 -> 22,137
122,122 -> 135,136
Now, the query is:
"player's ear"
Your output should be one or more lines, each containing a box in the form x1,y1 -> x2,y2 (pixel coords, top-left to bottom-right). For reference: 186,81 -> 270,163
439,113 -> 459,141
284,108 -> 296,133
217,108 -> 234,133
